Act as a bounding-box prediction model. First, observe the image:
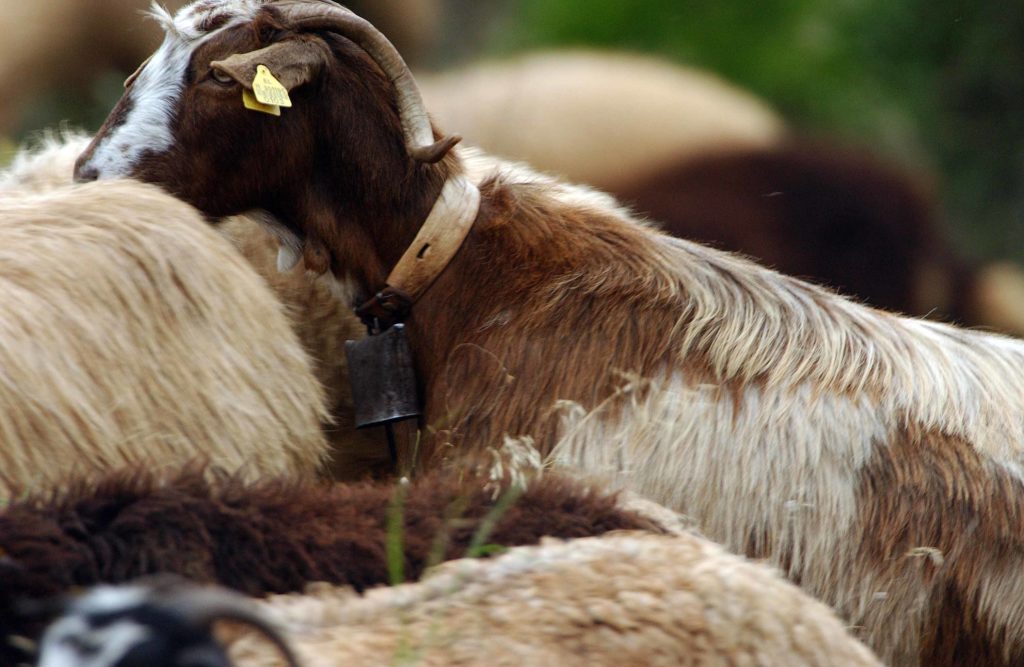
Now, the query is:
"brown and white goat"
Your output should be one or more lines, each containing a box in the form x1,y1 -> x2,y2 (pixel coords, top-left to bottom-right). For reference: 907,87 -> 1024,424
75,1 -> 1024,663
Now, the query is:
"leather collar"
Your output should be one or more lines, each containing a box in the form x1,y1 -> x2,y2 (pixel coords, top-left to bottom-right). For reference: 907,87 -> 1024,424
356,175 -> 481,332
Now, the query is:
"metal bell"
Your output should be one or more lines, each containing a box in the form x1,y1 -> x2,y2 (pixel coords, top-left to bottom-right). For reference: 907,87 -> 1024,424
344,323 -> 421,428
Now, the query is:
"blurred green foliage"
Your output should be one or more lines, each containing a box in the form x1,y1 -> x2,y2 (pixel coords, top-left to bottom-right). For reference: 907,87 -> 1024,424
495,0 -> 1024,260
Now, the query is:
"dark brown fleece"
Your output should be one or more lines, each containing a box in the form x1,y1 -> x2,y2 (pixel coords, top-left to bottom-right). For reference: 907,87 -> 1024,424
0,468 -> 658,662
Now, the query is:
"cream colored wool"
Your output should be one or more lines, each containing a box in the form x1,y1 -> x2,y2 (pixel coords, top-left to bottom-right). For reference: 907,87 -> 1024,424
0,178 -> 330,492
1,132 -> 387,480
216,218 -> 390,478
418,51 -> 785,192
228,533 -> 880,667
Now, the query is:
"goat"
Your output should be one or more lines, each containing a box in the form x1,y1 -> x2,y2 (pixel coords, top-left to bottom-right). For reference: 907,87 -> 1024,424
32,535 -> 881,667
0,177 -> 330,494
221,533 -> 882,666
1,131 -> 386,480
75,1 -> 1024,662
0,467 -> 663,663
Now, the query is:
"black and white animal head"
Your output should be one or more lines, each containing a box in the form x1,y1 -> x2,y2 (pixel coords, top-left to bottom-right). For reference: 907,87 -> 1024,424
74,0 -> 459,221
37,582 -> 299,667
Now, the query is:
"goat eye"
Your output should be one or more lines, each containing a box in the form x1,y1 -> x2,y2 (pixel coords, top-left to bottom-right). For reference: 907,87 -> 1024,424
210,69 -> 235,85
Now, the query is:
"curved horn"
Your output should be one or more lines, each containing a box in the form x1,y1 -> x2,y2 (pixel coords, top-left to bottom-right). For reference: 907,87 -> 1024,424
166,587 -> 303,667
271,0 -> 460,164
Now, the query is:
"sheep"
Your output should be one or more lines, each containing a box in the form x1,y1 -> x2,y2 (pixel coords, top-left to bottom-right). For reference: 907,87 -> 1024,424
0,467 -> 665,663
1,131 -> 387,480
0,177 -> 331,494
215,216 -> 392,478
32,535 -> 882,667
235,535 -> 883,667
418,50 -> 786,194
0,131 -> 99,194
75,1 -> 1024,662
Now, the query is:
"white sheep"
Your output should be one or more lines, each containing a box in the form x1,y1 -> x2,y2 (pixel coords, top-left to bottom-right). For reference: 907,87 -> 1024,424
2,131 -> 388,480
418,50 -> 785,193
0,175 -> 330,493
223,533 -> 881,666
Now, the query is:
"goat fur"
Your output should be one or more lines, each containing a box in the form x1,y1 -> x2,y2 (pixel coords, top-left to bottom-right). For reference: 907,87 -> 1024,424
226,533 -> 881,667
78,3 -> 1024,662
0,468 -> 663,663
0,172 -> 330,494
423,55 -> 1024,335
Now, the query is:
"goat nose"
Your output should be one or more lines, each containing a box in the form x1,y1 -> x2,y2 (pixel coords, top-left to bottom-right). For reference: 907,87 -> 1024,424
73,159 -> 99,183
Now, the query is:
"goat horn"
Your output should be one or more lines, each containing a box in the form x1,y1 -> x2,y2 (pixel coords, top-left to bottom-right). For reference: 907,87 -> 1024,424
165,587 -> 303,667
271,0 -> 460,164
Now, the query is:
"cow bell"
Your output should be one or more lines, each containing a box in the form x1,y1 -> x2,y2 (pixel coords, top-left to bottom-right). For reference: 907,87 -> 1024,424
345,323 -> 421,428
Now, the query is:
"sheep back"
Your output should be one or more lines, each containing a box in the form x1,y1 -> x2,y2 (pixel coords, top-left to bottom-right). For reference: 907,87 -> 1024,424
229,533 -> 882,666
0,180 -> 330,492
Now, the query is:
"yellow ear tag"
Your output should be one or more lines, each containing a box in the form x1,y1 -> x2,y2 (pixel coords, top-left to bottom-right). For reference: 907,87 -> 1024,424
252,64 -> 292,108
242,89 -> 281,116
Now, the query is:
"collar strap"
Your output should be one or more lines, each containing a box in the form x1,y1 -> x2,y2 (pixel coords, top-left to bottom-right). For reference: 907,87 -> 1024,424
356,175 -> 481,331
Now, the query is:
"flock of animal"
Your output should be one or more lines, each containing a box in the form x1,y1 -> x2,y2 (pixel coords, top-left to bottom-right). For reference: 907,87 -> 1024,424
3,1 -> 1024,666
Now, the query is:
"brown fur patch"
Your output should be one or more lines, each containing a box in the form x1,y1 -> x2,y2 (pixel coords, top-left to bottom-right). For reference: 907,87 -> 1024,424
854,427 -> 1024,665
408,177 -> 723,464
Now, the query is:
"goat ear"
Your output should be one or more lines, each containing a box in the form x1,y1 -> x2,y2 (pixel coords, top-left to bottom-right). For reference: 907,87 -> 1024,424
211,38 -> 328,92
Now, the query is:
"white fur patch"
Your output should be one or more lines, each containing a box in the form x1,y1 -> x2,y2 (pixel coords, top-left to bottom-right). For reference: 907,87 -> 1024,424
39,620 -> 152,667
38,586 -> 152,667
549,373 -> 880,578
459,146 -> 633,218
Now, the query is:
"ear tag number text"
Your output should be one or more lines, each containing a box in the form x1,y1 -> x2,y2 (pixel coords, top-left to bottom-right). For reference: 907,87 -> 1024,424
242,89 -> 281,116
252,64 -> 292,107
